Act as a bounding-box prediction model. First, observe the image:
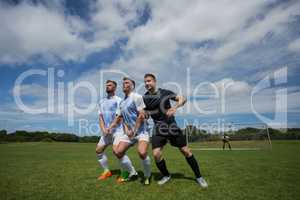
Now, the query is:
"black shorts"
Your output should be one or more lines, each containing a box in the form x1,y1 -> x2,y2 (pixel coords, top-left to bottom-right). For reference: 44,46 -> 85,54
152,134 -> 187,149
152,122 -> 187,149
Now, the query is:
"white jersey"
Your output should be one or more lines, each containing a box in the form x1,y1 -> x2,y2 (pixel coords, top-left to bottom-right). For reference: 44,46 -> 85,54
116,92 -> 149,134
98,95 -> 123,135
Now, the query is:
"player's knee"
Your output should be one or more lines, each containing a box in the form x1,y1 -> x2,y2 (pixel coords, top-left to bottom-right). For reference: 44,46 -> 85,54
138,150 -> 147,160
153,150 -> 162,161
95,146 -> 103,154
113,149 -> 124,159
180,146 -> 192,157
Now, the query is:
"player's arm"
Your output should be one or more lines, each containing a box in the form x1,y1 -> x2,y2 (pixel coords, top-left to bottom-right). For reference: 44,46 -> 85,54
108,115 -> 122,130
99,114 -> 109,136
123,121 -> 132,137
108,100 -> 123,133
98,102 -> 109,135
174,95 -> 187,108
133,110 -> 146,135
131,94 -> 147,137
166,95 -> 187,117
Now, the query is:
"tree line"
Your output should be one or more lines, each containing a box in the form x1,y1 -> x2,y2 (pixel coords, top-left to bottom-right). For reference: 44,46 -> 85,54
0,126 -> 300,143
183,125 -> 300,142
0,130 -> 98,143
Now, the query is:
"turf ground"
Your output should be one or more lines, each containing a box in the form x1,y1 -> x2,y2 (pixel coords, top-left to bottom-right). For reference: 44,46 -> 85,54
0,141 -> 299,200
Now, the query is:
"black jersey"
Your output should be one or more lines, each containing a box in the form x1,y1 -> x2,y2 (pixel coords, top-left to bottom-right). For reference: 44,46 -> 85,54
143,88 -> 177,125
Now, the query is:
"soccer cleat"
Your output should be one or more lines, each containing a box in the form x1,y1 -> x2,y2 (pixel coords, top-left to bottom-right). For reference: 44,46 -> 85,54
116,171 -> 129,183
128,170 -> 138,180
157,175 -> 171,185
144,177 -> 150,185
196,177 -> 208,188
97,170 -> 112,180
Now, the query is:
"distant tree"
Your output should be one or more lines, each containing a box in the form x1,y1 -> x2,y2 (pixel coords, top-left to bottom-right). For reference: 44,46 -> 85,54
0,129 -> 7,135
52,133 -> 79,142
79,136 -> 99,143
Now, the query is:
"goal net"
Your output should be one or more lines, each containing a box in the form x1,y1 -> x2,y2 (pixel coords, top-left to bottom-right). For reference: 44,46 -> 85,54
185,123 -> 272,150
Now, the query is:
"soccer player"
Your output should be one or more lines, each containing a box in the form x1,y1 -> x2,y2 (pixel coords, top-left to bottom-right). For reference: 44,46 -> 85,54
108,77 -> 152,185
96,80 -> 137,181
143,73 -> 208,188
222,134 -> 232,150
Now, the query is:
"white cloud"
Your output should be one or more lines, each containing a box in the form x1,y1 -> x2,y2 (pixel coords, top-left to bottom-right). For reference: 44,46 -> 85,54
1,0 -> 299,131
0,1 -> 88,63
0,0 -> 145,64
100,0 -> 300,84
214,1 -> 300,61
1,0 -> 298,69
288,38 -> 300,53
12,83 -> 48,98
181,78 -> 299,117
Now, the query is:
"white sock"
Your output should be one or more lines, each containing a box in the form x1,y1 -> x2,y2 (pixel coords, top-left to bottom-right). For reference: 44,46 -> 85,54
141,156 -> 151,178
96,153 -> 109,171
119,155 -> 135,173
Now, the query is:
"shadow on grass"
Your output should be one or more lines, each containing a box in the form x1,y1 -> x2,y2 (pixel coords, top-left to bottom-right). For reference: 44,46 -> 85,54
95,169 -> 195,182
150,171 -> 195,181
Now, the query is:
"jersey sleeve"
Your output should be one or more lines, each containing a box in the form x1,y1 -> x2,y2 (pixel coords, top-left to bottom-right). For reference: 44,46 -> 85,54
164,89 -> 177,101
133,93 -> 146,111
98,100 -> 103,115
115,99 -> 122,116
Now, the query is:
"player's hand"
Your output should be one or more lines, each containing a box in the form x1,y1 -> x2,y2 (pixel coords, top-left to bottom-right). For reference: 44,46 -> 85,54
127,129 -> 135,139
103,128 -> 110,135
144,111 -> 150,119
166,107 -> 177,117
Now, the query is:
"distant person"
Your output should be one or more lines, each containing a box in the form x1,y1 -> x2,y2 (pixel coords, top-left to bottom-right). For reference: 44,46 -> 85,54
222,134 -> 232,150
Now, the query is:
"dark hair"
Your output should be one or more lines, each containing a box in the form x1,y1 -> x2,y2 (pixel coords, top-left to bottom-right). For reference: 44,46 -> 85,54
106,80 -> 117,87
123,77 -> 135,88
144,73 -> 156,81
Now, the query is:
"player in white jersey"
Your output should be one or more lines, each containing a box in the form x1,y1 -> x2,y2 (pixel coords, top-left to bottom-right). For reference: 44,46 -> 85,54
96,80 -> 137,181
109,77 -> 151,185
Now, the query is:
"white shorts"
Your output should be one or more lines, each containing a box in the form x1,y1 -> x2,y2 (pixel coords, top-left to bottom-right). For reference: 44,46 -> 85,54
97,132 -> 125,147
118,131 -> 150,145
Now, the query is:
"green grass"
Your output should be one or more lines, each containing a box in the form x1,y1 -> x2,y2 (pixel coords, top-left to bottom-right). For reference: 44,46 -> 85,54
0,141 -> 299,200
188,140 -> 272,149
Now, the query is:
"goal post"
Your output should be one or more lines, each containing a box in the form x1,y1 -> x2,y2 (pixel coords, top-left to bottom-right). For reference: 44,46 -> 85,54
184,122 -> 272,150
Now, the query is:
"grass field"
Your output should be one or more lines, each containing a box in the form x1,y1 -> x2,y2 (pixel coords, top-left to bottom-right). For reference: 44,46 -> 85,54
0,141 -> 300,200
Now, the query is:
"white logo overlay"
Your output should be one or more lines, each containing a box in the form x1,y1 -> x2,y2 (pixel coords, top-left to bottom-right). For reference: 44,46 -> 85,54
12,67 -> 288,135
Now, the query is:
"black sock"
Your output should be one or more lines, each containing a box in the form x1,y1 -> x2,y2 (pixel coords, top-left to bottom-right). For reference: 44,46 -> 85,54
156,159 -> 170,177
185,155 -> 202,178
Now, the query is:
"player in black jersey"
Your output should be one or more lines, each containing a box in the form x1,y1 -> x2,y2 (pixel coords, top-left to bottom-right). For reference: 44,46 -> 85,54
143,73 -> 208,187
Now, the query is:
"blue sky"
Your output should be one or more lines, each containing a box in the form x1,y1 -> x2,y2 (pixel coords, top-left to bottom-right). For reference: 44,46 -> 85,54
0,0 -> 299,135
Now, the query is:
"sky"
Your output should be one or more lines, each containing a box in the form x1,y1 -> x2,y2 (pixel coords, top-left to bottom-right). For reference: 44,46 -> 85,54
0,0 -> 299,135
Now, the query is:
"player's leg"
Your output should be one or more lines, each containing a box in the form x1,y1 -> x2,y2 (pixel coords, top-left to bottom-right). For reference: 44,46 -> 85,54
223,141 -> 225,150
228,142 -> 232,150
137,136 -> 151,185
152,135 -> 170,185
96,136 -> 112,180
113,139 -> 136,183
169,130 -> 208,188
113,135 -> 137,181
170,129 -> 200,177
178,145 -> 208,188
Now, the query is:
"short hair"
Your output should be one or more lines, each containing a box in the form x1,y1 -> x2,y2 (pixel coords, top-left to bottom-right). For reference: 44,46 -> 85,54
106,80 -> 117,87
123,77 -> 135,88
144,73 -> 156,81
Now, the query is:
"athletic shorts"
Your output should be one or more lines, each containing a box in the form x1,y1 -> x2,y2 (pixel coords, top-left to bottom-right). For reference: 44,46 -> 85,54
97,132 -> 126,147
152,123 -> 187,149
118,130 -> 150,146
222,139 -> 230,143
